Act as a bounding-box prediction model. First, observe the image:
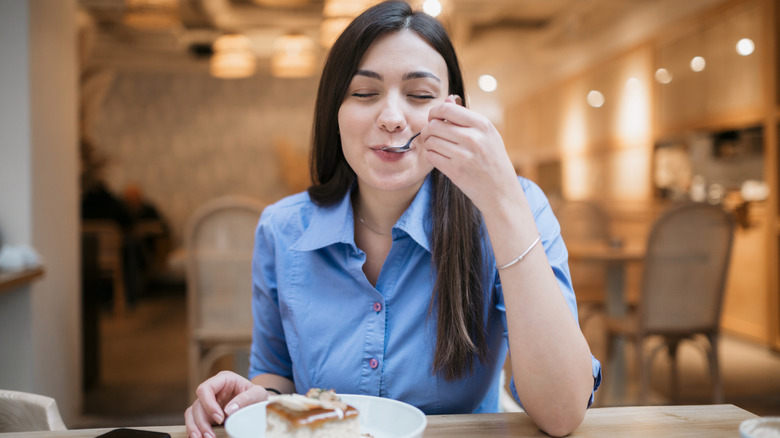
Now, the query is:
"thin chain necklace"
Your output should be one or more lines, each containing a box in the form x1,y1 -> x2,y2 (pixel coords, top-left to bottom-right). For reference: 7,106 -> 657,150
356,214 -> 390,236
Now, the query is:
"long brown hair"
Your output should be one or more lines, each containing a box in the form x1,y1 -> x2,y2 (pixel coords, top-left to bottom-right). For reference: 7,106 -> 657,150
307,0 -> 488,380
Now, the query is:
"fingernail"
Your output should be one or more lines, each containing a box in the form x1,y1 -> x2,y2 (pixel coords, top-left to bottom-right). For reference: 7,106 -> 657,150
204,433 -> 215,438
212,412 -> 224,424
225,403 -> 239,415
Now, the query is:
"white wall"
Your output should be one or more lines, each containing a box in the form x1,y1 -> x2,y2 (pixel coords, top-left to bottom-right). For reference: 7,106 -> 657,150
0,0 -> 81,425
0,0 -> 36,394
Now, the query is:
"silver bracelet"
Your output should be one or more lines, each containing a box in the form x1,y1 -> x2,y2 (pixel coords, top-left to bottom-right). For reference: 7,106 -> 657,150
496,233 -> 542,271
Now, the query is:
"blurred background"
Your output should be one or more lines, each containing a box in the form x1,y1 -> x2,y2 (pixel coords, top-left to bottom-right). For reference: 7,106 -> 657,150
0,0 -> 778,429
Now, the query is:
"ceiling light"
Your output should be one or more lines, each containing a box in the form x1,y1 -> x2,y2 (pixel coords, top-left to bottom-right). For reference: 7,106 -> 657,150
321,0 -> 376,47
210,34 -> 256,79
478,74 -> 497,92
323,0 -> 375,17
690,56 -> 706,72
123,0 -> 179,29
655,68 -> 673,84
271,34 -> 317,78
587,90 -> 604,108
252,0 -> 310,5
736,38 -> 755,56
422,0 -> 442,17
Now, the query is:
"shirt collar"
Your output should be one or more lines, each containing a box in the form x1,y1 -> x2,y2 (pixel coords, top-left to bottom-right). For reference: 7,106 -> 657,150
290,187 -> 356,252
393,174 -> 433,253
291,174 -> 434,253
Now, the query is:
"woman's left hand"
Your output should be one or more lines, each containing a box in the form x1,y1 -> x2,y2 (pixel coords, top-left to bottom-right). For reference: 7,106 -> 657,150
421,95 -> 520,213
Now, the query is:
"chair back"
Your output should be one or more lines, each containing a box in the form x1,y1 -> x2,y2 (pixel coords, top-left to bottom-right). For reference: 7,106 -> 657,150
0,389 -> 66,432
639,203 -> 735,334
185,196 -> 266,338
555,200 -> 611,303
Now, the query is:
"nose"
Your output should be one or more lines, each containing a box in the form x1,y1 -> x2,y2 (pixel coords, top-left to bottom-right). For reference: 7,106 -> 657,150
376,95 -> 406,133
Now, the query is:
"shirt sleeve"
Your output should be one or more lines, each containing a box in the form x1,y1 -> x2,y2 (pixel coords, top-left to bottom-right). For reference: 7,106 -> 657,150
248,205 -> 294,381
498,177 -> 602,408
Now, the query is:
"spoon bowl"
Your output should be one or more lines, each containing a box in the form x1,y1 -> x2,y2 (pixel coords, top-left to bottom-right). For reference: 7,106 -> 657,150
381,132 -> 420,153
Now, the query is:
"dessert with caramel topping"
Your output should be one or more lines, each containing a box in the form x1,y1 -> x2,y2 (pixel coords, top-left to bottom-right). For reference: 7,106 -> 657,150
265,389 -> 360,438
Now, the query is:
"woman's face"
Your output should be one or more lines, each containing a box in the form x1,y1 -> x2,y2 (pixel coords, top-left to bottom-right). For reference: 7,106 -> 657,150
338,29 -> 449,195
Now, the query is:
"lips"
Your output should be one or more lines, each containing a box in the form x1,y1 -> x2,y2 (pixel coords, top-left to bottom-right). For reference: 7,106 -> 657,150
372,148 -> 408,161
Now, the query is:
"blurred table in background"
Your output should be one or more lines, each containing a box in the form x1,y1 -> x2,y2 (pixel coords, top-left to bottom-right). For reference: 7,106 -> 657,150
567,240 -> 645,401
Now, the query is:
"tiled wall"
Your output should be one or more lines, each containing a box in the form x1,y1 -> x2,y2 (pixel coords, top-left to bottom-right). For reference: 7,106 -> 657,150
90,70 -> 318,244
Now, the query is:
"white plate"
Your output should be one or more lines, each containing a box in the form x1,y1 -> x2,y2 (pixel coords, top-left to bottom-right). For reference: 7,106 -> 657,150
225,394 -> 427,438
740,417 -> 780,438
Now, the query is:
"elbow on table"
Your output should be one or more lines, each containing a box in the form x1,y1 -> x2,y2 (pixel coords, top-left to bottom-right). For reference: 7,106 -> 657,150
532,404 -> 587,437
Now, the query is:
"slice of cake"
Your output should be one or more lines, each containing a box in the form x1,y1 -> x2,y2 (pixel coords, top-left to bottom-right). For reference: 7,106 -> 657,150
266,389 -> 360,438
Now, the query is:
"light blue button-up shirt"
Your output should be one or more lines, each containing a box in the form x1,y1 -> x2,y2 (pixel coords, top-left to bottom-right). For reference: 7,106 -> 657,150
249,175 -> 601,414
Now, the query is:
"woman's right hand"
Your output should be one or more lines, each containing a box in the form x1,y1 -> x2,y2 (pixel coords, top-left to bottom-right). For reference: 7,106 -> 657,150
184,371 -> 274,438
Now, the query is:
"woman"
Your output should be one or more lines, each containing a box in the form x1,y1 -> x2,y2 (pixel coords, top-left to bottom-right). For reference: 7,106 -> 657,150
185,2 -> 600,437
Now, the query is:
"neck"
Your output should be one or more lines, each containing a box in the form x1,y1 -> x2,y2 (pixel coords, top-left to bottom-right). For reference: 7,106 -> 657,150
352,181 -> 420,234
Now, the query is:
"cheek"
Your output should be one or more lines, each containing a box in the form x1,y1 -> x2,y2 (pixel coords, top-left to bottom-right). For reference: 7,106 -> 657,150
337,105 -> 365,141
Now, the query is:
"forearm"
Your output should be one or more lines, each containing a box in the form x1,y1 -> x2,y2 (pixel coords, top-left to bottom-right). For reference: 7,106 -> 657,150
250,373 -> 296,394
484,181 -> 593,436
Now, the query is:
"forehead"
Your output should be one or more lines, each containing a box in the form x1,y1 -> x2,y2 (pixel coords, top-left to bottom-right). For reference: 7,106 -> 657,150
357,29 -> 448,79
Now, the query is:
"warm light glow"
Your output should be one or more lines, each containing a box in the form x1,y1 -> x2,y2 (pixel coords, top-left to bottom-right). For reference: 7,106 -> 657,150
323,0 -> 375,17
561,98 -> 586,154
736,38 -> 755,56
252,0 -> 310,5
586,90 -> 605,108
123,0 -> 179,29
210,34 -> 256,79
271,34 -> 317,78
611,149 -> 651,200
478,74 -> 497,92
625,77 -> 641,91
319,17 -> 350,48
655,68 -> 673,84
562,158 -> 590,200
690,56 -> 706,72
422,0 -> 442,16
321,0 -> 375,47
618,77 -> 649,148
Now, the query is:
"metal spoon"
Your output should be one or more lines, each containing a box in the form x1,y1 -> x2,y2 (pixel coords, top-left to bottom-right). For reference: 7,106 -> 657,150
380,132 -> 420,153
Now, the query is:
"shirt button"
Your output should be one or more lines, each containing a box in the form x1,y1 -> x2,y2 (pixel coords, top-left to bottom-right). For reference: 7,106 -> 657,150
373,302 -> 382,312
369,358 -> 379,369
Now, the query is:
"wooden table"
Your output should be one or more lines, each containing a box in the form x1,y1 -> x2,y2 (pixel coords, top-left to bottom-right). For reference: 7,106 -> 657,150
566,241 -> 645,401
1,404 -> 757,437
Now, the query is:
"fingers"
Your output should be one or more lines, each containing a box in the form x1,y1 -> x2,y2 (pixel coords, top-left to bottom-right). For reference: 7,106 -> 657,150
224,385 -> 274,417
185,371 -> 266,438
193,371 -> 255,424
185,401 -> 217,438
428,94 -> 468,127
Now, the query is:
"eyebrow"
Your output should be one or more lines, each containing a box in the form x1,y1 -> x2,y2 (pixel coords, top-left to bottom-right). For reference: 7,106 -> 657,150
354,69 -> 441,82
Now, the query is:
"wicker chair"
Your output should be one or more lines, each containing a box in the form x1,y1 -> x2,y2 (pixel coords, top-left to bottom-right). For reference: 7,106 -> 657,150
554,200 -> 611,328
0,389 -> 66,432
604,202 -> 735,404
185,196 -> 266,401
